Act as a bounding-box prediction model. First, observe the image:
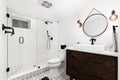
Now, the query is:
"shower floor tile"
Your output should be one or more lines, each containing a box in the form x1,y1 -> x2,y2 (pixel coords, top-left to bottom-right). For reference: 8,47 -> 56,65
13,68 -> 69,80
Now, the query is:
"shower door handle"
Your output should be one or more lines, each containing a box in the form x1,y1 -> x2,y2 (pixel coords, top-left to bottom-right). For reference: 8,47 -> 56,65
19,37 -> 24,44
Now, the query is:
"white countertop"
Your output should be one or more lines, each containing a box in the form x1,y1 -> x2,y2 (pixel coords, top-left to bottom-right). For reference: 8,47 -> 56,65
67,47 -> 118,57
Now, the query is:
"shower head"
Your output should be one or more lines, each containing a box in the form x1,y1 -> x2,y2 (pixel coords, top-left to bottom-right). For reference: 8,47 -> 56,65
45,21 -> 52,24
45,21 -> 48,24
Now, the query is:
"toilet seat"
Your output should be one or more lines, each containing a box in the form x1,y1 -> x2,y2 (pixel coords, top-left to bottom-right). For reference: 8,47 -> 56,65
48,57 -> 61,64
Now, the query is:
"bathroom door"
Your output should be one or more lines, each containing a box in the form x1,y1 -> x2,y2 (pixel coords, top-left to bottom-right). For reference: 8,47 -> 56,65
7,12 -> 36,78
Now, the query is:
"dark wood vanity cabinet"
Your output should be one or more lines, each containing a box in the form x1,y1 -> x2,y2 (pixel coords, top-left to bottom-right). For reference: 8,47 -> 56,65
66,50 -> 118,80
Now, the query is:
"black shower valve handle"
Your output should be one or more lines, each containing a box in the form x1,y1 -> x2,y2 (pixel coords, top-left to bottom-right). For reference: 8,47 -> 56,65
2,24 -> 6,31
5,30 -> 12,34
2,24 -> 13,30
2,24 -> 15,35
5,30 -> 14,36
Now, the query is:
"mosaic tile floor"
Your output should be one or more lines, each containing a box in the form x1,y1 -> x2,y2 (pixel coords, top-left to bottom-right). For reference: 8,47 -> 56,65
11,67 -> 69,80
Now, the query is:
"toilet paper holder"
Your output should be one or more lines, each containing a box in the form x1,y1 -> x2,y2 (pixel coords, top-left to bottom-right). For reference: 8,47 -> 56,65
61,45 -> 66,49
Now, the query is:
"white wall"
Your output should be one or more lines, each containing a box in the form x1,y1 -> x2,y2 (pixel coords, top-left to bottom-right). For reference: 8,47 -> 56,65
57,0 -> 119,79
0,0 -> 7,79
58,1 -> 119,47
36,20 -> 59,68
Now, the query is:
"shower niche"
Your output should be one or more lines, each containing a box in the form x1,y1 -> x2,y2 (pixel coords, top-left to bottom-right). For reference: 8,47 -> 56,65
12,17 -> 31,29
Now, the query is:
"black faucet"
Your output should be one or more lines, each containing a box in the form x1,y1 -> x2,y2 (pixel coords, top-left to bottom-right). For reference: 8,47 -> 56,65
2,24 -> 14,35
90,38 -> 96,45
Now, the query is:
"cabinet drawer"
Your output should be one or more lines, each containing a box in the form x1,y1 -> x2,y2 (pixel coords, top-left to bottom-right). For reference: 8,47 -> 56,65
67,65 -> 91,80
89,70 -> 117,80
90,54 -> 117,71
66,50 -> 94,63
67,55 -> 88,71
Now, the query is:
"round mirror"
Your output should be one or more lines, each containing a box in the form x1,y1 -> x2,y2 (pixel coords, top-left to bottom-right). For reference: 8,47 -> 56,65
83,13 -> 108,37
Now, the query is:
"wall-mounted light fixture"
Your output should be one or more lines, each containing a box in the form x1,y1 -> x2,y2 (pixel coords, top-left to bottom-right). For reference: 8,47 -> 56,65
109,10 -> 118,21
77,20 -> 82,27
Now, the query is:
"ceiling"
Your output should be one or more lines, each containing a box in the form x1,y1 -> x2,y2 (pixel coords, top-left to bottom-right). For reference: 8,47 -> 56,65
7,0 -> 119,20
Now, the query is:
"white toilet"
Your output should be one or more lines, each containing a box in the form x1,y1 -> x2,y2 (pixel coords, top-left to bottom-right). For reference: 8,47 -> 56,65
48,50 -> 65,78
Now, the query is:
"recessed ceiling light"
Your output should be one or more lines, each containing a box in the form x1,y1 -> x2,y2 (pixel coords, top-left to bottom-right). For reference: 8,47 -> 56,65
38,0 -> 52,8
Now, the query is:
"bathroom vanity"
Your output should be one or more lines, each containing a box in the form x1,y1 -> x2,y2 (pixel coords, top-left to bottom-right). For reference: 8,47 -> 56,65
66,49 -> 118,80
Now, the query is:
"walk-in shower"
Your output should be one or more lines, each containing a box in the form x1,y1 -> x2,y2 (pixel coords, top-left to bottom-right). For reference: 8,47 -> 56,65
6,1 -> 59,78
6,8 -> 59,79
6,8 -> 38,79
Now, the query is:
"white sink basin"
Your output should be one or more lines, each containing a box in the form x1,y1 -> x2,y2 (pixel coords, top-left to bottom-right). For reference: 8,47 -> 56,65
73,44 -> 106,52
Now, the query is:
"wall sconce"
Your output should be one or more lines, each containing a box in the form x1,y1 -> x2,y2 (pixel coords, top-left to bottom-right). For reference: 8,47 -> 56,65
77,20 -> 82,27
109,10 -> 118,21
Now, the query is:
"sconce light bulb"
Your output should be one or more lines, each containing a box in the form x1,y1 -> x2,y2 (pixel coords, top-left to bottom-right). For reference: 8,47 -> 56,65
77,20 -> 79,27
77,20 -> 82,27
109,10 -> 118,21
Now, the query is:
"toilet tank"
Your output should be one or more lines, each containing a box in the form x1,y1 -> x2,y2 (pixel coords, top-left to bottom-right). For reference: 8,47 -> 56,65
58,49 -> 66,61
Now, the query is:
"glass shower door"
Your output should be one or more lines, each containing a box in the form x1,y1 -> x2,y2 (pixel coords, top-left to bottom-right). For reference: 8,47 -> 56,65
7,12 -> 37,78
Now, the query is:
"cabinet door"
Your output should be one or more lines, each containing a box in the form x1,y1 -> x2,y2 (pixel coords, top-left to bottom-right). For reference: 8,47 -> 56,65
66,50 -> 117,80
90,68 -> 117,80
90,54 -> 117,70
88,54 -> 118,80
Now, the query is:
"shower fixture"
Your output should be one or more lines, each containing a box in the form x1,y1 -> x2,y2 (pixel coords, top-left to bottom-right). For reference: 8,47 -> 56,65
2,24 -> 15,35
45,21 -> 53,24
44,20 -> 59,24
40,0 -> 52,8
46,31 -> 53,49
46,31 -> 50,49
